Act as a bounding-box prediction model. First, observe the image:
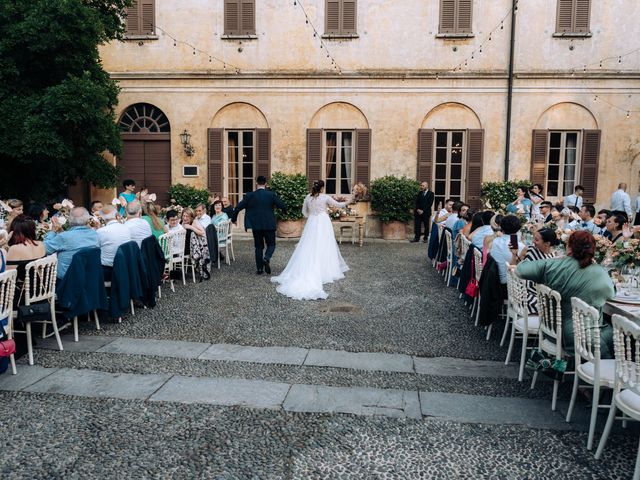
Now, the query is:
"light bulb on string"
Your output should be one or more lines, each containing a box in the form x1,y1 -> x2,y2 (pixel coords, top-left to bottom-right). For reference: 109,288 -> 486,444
479,45 -> 482,53
583,65 -> 587,73
500,22 -> 504,30
627,111 -> 631,119
489,34 -> 492,41
306,19 -> 308,24
594,95 -> 598,102
193,48 -> 196,55
619,56 -> 622,63
173,39 -> 177,47
209,57 -> 212,62
599,61 -> 603,68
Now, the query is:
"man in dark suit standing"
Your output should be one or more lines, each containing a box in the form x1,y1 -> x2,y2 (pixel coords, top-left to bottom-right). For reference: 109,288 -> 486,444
231,176 -> 287,275
411,181 -> 434,243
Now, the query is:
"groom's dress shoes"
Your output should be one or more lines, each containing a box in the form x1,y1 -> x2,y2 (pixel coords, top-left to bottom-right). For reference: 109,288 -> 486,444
263,258 -> 271,274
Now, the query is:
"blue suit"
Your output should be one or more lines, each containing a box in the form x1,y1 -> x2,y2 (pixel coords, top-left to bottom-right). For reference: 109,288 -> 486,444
232,188 -> 286,272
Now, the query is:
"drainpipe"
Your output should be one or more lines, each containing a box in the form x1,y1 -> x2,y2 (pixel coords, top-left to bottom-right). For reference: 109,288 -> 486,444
504,0 -> 518,181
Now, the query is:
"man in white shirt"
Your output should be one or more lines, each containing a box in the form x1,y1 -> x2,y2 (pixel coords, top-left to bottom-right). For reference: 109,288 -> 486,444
164,210 -> 185,255
124,200 -> 152,246
436,198 -> 454,225
563,185 -> 584,209
445,201 -> 462,230
194,203 -> 212,229
97,205 -> 131,277
611,182 -> 632,219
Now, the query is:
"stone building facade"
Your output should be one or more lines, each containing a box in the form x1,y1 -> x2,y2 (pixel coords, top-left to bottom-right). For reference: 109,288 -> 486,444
95,0 -> 640,210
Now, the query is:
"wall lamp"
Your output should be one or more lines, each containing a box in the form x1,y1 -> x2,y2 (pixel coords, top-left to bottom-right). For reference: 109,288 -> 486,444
180,129 -> 195,156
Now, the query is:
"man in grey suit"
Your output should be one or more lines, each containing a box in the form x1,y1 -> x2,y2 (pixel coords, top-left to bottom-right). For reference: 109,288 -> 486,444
231,176 -> 287,275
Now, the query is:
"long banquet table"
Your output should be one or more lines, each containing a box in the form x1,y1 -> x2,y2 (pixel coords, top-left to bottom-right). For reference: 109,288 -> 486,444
603,300 -> 640,321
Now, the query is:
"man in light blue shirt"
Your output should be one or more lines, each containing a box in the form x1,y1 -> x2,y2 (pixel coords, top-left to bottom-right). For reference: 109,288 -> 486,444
44,207 -> 100,279
610,182 -> 632,219
563,185 -> 584,209
573,205 -> 598,234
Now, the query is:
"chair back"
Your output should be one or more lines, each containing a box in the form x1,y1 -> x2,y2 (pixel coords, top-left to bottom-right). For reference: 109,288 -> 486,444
536,284 -> 563,358
437,223 -> 444,241
172,229 -> 187,259
0,270 -> 17,324
24,255 -> 58,305
158,232 -> 173,262
459,235 -> 471,261
571,297 -> 602,364
473,247 -> 483,282
506,263 -> 527,316
444,230 -> 453,263
611,314 -> 640,396
216,221 -> 229,247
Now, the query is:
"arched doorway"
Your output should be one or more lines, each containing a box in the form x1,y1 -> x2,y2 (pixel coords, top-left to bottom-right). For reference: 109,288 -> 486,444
118,103 -> 171,205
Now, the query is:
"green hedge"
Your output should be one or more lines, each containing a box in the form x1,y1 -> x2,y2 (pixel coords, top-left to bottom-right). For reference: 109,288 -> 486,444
481,180 -> 533,210
268,172 -> 309,221
371,175 -> 420,223
168,184 -> 210,209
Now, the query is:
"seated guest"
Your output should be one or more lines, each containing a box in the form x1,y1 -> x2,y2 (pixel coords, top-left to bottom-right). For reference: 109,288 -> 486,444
5,199 -> 24,231
181,208 -> 195,256
194,203 -> 212,229
6,215 -> 46,304
211,200 -> 229,226
124,201 -> 152,247
183,205 -> 210,279
605,213 -> 626,244
539,201 -> 553,223
482,214 -> 504,264
90,200 -> 103,216
490,214 -> 525,285
458,208 -> 474,238
207,193 -> 221,217
596,209 -> 612,236
506,187 -> 533,218
445,201 -> 463,230
97,205 -> 131,279
572,205 -> 598,234
221,196 -> 234,217
164,210 -> 185,255
516,231 -> 615,358
435,199 -> 454,224
519,228 -> 558,314
44,207 -> 99,279
27,203 -> 49,225
465,211 -> 484,238
469,211 -> 495,249
142,201 -> 164,240
453,208 -> 472,241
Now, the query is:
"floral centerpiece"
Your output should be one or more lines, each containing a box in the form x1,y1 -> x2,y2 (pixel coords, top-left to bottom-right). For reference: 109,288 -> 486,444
327,205 -> 357,219
610,238 -> 640,269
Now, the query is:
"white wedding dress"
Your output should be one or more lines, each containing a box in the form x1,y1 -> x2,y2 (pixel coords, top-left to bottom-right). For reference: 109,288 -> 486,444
271,194 -> 349,300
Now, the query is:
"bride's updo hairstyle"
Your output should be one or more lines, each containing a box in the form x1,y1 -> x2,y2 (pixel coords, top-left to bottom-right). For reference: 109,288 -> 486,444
311,180 -> 325,197
568,230 -> 595,268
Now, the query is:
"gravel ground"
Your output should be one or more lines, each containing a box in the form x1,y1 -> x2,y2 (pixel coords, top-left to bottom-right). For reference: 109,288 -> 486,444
0,390 -> 633,479
80,239 -> 508,361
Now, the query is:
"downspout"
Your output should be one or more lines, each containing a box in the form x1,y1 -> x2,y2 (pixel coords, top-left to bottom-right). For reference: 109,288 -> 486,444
504,0 -> 518,181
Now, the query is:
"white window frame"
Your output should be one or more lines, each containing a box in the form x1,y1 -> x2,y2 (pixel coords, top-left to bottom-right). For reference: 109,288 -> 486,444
323,130 -> 355,196
545,130 -> 582,200
433,130 -> 466,206
225,129 -> 256,206
182,165 -> 199,177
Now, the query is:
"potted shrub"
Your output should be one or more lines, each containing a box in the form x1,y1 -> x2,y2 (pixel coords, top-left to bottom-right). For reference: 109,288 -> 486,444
371,175 -> 420,240
268,172 -> 309,238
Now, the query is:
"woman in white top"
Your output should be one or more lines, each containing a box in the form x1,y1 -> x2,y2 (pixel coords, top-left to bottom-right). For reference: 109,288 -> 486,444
529,183 -> 545,218
271,180 -> 349,300
490,215 -> 526,284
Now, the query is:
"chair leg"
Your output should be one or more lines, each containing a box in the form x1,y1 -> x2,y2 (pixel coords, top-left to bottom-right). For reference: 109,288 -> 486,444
531,371 -> 539,390
595,399 -> 618,459
158,285 -> 162,299
191,262 -> 196,283
505,324 -> 517,365
226,246 -> 230,265
518,331 -> 528,382
73,316 -> 79,342
93,310 -> 100,330
485,324 -> 492,341
130,300 -> 135,315
551,380 -> 559,411
26,322 -> 34,366
181,261 -> 186,285
587,384 -> 601,450
474,296 -> 481,326
230,243 -> 235,262
500,310 -> 511,346
566,372 -> 580,422
9,353 -> 16,374
634,438 -> 640,480
51,310 -> 63,351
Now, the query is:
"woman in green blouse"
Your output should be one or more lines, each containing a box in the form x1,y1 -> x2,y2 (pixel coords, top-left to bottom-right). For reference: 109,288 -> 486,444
516,230 -> 615,358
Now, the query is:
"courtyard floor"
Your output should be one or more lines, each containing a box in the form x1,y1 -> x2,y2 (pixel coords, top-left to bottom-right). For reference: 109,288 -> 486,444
0,239 -> 635,479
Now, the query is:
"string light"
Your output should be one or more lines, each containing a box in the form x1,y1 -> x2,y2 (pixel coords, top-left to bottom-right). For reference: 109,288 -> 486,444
294,0 -> 341,72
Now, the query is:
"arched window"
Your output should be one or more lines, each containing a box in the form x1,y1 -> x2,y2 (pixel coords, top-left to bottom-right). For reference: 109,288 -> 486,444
118,103 -> 170,133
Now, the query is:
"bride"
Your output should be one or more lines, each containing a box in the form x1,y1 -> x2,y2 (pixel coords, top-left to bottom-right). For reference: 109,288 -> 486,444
271,180 -> 349,300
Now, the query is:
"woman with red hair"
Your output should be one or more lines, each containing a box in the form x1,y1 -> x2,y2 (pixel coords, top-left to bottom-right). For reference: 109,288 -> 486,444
7,215 -> 46,305
516,230 -> 615,358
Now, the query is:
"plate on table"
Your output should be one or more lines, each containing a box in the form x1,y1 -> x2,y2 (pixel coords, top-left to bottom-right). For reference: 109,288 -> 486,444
612,291 -> 640,305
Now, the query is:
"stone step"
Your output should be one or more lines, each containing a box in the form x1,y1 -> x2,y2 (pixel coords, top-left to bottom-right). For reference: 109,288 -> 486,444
0,365 -> 593,430
36,334 -> 520,380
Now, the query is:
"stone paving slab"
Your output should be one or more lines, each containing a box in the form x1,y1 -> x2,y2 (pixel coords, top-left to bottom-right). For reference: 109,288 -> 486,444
150,375 -> 290,409
25,368 -> 171,400
0,366 -> 59,391
419,391 -> 584,430
283,384 -> 422,419
199,343 -> 308,365
413,356 -> 520,379
303,349 -> 414,373
97,337 -> 211,359
39,335 -> 117,353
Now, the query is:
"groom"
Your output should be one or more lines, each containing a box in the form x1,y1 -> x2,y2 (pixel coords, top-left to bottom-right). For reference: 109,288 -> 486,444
231,175 -> 287,275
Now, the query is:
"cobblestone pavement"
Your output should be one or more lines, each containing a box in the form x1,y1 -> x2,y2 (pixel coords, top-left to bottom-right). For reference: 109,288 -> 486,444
1,239 -> 636,479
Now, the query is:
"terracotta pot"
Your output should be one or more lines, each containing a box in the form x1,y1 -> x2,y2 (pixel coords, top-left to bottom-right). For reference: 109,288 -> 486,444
381,221 -> 407,240
276,219 -> 305,238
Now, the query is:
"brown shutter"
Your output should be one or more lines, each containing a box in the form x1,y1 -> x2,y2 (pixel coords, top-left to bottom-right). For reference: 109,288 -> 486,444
241,0 -> 255,35
439,0 -> 456,33
140,0 -> 155,35
556,0 -> 574,33
530,130 -> 549,187
326,0 -> 340,34
342,1 -> 357,34
256,129 -> 271,180
579,130 -> 601,204
574,0 -> 590,32
417,129 -> 434,187
355,129 -> 371,188
457,0 -> 472,33
225,0 -> 240,35
208,129 -> 224,194
307,129 -> 322,190
465,130 -> 484,210
125,1 -> 140,35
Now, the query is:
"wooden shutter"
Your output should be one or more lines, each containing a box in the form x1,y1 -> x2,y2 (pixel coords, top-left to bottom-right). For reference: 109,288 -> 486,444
439,0 -> 456,33
140,0 -> 155,35
241,0 -> 255,35
417,129 -> 434,187
342,1 -> 357,34
457,0 -> 472,33
225,0 -> 240,35
530,130 -> 549,187
307,129 -> 322,190
256,129 -> 271,180
574,0 -> 591,32
556,0 -> 589,33
465,130 -> 484,210
579,130 -> 601,204
125,1 -> 140,35
208,129 -> 224,194
326,1 -> 340,34
355,129 -> 371,188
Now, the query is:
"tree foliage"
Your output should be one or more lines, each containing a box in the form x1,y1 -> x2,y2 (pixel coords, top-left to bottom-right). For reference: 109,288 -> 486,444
371,175 -> 420,223
0,0 -> 131,201
168,184 -> 210,209
268,172 -> 309,221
